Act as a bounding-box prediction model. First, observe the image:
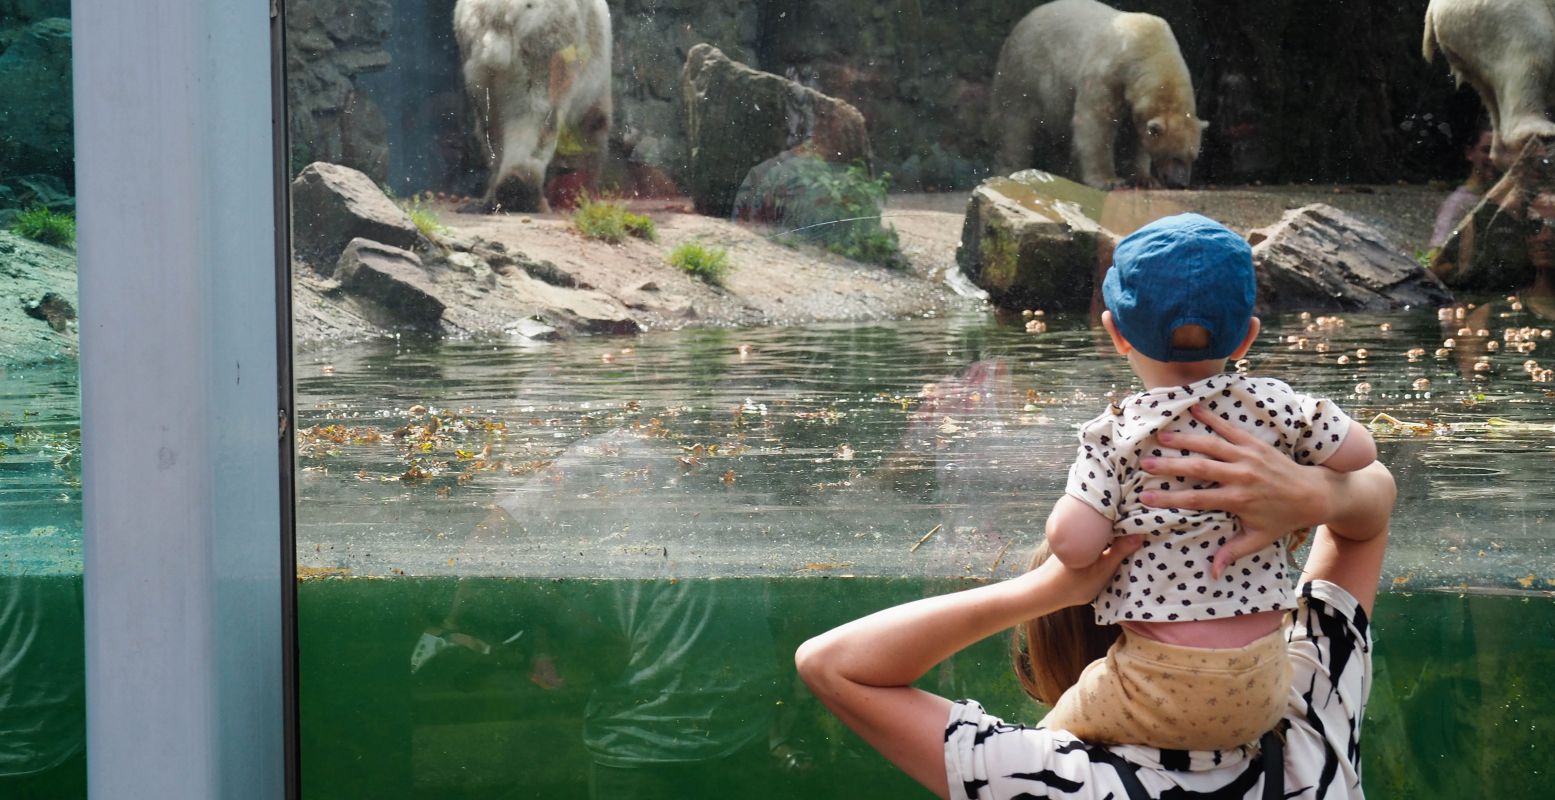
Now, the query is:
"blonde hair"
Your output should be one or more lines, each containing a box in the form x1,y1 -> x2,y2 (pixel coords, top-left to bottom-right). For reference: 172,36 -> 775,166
1010,541 -> 1120,705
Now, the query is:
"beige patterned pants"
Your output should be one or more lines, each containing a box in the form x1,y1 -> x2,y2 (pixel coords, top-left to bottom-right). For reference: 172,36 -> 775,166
1040,626 -> 1291,751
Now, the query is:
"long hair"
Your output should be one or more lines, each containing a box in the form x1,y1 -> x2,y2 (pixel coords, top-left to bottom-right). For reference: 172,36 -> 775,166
1010,541 -> 1121,706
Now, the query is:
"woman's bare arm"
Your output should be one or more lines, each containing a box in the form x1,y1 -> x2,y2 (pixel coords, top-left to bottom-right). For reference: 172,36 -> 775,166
794,537 -> 1142,798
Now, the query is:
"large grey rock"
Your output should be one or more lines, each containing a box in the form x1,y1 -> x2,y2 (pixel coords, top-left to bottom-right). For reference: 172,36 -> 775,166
681,43 -> 871,217
0,18 -> 73,185
291,162 -> 420,267
1251,204 -> 1453,311
335,238 -> 445,327
0,231 -> 77,363
956,170 -> 1115,312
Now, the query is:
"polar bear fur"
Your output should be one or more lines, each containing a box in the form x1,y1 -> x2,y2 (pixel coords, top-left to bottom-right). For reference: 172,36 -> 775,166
1424,0 -> 1555,166
990,0 -> 1205,188
454,0 -> 612,212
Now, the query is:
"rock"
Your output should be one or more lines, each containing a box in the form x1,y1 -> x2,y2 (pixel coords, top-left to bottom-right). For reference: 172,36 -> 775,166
1250,204 -> 1453,311
505,318 -> 561,342
0,18 -> 74,185
0,231 -> 76,363
681,43 -> 872,217
22,291 -> 74,332
956,170 -> 1116,312
511,277 -> 642,336
291,162 -> 420,267
335,238 -> 445,327
444,252 -> 485,275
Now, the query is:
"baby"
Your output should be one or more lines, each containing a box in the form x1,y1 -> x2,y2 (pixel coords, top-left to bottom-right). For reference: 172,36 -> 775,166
1041,213 -> 1376,751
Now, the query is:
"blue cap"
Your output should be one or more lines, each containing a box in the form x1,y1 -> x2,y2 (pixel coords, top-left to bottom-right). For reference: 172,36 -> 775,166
1102,213 -> 1255,363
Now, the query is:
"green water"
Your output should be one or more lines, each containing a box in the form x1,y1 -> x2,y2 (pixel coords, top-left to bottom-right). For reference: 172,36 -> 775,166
296,575 -> 1554,798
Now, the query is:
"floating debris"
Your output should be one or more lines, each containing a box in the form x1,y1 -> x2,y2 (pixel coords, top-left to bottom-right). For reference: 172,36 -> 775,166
910,523 -> 943,553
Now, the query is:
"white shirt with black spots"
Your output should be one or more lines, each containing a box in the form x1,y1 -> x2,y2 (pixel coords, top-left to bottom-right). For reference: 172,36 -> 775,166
1063,373 -> 1354,625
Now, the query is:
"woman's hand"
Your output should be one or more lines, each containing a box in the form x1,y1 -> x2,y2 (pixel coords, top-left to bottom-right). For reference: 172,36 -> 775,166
1136,403 -> 1334,576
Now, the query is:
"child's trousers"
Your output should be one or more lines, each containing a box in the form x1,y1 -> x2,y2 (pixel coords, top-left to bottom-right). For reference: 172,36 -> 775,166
1040,625 -> 1290,751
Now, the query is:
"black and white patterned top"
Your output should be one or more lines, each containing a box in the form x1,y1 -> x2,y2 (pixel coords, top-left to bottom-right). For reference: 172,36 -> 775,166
1063,374 -> 1354,625
944,580 -> 1373,799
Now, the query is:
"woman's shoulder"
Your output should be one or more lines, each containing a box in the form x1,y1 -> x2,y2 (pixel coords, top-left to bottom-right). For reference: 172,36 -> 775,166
945,580 -> 1372,799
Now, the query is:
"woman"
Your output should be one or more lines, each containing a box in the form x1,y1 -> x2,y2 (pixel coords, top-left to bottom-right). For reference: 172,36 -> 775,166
797,404 -> 1396,799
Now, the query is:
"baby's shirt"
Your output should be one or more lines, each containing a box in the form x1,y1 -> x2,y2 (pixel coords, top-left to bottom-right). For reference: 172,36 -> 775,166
1064,373 -> 1354,625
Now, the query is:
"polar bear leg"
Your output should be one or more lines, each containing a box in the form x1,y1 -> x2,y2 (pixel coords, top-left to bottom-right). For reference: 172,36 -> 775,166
1131,146 -> 1159,189
489,97 -> 559,213
994,111 -> 1039,177
1071,91 -> 1121,188
1494,63 -> 1555,154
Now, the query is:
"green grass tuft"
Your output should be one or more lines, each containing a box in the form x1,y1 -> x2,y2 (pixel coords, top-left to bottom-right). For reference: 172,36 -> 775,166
668,241 -> 731,285
11,207 -> 75,249
573,195 -> 657,244
397,193 -> 451,238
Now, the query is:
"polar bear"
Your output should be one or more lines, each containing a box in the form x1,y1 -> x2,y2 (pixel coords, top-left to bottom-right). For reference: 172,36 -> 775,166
454,0 -> 612,212
1423,0 -> 1555,166
989,0 -> 1205,189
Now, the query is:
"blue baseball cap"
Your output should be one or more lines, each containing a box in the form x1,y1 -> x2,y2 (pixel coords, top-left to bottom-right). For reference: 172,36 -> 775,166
1102,213 -> 1255,362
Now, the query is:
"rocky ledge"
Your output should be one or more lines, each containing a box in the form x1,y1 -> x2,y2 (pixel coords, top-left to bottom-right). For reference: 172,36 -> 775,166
289,162 -> 964,348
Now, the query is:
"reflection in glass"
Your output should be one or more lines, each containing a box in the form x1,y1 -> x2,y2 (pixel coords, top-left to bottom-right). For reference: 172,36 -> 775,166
289,0 -> 1555,796
0,2 -> 83,797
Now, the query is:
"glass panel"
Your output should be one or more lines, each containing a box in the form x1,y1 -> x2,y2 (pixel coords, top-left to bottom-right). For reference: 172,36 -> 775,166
287,1 -> 1554,797
0,2 -> 85,796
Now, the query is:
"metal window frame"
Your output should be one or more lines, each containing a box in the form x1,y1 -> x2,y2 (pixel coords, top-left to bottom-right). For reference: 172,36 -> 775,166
75,0 -> 296,796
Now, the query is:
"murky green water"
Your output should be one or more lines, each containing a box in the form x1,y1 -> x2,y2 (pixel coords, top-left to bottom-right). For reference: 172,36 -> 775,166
4,306 -> 1555,795
297,576 -> 1553,799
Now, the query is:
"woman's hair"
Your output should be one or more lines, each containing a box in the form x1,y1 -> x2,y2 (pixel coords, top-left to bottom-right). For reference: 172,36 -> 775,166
1010,541 -> 1121,706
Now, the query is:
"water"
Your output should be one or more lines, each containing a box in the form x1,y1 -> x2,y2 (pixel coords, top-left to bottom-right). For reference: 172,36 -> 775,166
294,306 -> 1555,587
296,576 -> 1553,799
4,306 -> 1555,795
0,361 -> 84,795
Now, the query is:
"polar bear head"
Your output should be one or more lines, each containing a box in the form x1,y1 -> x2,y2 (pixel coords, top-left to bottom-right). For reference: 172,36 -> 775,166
1138,111 -> 1207,189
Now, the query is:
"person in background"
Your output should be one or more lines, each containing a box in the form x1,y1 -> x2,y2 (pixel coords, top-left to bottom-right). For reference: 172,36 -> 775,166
1431,127 -> 1501,249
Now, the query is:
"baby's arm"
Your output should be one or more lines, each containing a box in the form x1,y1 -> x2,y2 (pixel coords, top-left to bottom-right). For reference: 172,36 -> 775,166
1045,494 -> 1116,568
1316,419 -> 1376,473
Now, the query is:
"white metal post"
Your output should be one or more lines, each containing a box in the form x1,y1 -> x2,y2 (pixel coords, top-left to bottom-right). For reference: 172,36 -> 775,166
74,1 -> 286,797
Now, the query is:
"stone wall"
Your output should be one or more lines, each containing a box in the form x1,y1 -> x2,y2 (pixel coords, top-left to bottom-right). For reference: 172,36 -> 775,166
285,0 -> 393,182
0,2 -> 73,197
289,0 -> 1480,195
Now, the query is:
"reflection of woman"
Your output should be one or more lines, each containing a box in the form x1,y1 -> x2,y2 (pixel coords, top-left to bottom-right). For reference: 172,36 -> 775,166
1430,129 -> 1500,249
1449,191 -> 1555,377
797,405 -> 1395,798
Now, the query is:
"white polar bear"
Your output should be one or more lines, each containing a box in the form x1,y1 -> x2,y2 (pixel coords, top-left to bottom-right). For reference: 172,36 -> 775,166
454,0 -> 612,212
1423,0 -> 1555,166
989,0 -> 1205,189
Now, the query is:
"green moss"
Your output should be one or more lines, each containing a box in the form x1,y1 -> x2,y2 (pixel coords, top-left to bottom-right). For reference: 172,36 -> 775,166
667,241 -> 731,285
980,227 -> 1018,287
10,207 -> 75,249
573,195 -> 657,244
736,156 -> 903,268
